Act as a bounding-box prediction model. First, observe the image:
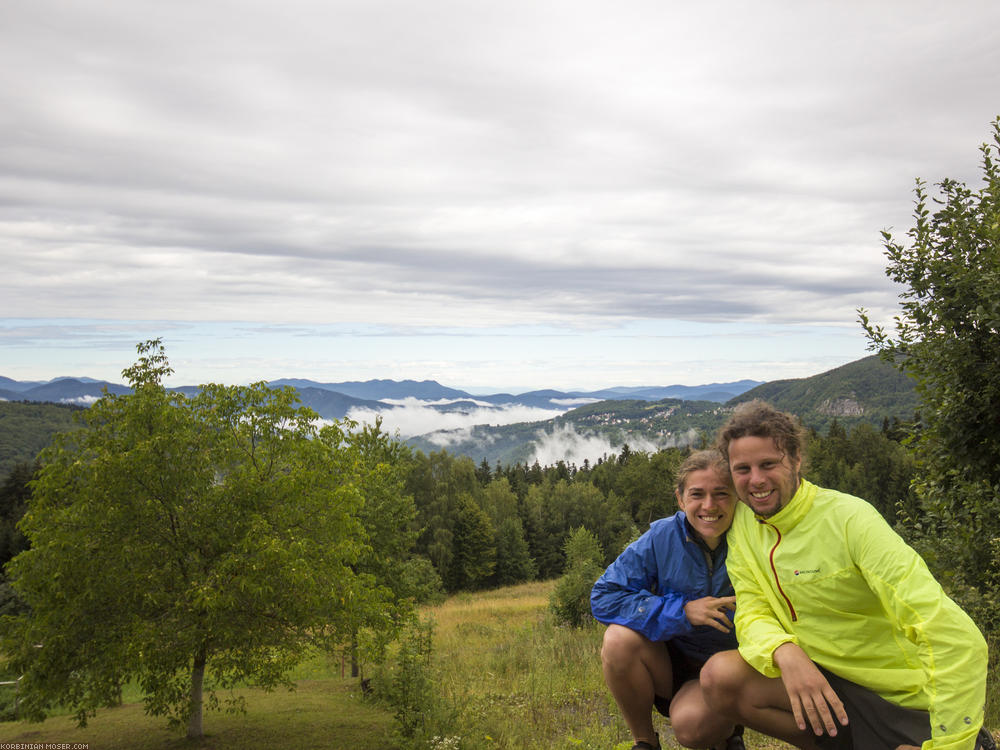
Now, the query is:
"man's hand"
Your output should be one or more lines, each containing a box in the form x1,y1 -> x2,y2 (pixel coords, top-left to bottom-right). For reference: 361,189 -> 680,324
895,746 -> 920,750
683,595 -> 736,633
773,642 -> 849,737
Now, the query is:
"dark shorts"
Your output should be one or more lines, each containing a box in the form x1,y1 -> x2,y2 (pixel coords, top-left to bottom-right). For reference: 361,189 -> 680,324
813,666 -> 932,750
652,641 -> 707,717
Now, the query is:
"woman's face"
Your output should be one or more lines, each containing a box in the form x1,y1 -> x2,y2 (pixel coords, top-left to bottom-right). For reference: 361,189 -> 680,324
676,467 -> 736,550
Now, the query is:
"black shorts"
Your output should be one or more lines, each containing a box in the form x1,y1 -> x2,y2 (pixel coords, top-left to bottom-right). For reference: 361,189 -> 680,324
652,640 -> 707,717
813,666 -> 932,750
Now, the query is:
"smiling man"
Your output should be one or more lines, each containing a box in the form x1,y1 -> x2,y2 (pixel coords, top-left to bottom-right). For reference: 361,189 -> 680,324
700,400 -> 992,750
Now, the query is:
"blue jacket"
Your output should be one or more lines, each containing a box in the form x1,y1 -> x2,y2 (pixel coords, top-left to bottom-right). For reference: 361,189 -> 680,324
590,510 -> 737,662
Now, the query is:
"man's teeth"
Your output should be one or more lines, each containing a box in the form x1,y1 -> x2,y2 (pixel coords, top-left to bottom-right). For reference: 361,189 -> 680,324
699,514 -> 723,521
751,491 -> 771,498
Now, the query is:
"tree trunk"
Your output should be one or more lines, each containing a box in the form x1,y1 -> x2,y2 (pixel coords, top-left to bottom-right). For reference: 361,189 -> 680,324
187,648 -> 207,739
351,633 -> 359,678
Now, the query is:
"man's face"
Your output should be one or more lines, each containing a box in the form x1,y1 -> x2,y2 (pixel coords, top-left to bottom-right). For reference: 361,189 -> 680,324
727,435 -> 802,518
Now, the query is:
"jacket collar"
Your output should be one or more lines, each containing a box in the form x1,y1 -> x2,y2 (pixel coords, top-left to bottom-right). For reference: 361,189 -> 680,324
682,513 -> 728,556
753,478 -> 816,531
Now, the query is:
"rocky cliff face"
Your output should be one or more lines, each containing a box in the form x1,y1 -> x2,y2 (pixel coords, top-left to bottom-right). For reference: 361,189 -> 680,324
818,397 -> 865,417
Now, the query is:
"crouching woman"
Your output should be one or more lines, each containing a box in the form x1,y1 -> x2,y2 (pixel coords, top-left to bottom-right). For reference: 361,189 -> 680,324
591,449 -> 744,750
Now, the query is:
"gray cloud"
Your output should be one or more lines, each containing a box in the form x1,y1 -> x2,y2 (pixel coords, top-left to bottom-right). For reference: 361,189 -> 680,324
1,0 -> 999,386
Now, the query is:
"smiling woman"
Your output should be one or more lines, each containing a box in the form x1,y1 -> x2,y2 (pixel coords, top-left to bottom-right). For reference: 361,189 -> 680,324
675,459 -> 737,550
590,449 -> 745,750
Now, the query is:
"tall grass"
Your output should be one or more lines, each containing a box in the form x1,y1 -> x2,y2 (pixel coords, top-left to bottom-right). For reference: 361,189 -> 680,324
423,581 -> 623,749
414,581 -> 795,750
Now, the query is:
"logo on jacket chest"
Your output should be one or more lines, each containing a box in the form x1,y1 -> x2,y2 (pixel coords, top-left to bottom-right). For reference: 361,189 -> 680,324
792,568 -> 820,576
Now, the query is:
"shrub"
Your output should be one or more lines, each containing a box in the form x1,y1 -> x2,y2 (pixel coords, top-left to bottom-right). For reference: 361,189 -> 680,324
549,528 -> 604,628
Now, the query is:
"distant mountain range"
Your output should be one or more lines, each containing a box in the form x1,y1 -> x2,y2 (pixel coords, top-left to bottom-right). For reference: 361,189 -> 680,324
0,356 -> 919,473
0,375 -> 763,418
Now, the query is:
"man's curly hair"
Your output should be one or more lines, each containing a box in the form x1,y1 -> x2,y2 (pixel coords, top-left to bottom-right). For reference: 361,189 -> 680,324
715,399 -> 806,465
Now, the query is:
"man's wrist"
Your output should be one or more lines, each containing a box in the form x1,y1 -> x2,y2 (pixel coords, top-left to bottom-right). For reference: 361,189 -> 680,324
771,640 -> 804,669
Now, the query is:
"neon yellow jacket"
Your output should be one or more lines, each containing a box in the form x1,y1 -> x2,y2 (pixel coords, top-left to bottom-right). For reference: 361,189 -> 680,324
727,479 -> 987,750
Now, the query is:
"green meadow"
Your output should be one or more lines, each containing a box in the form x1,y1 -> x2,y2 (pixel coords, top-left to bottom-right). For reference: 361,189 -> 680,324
1,580 -> 993,749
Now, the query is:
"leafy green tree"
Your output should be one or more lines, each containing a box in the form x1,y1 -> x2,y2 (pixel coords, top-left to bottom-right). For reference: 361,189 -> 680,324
0,340 -> 385,738
520,479 -> 630,578
478,476 -> 520,524
616,449 -> 681,527
0,461 -> 36,618
860,117 -> 1000,630
808,422 -> 915,525
345,419 -> 441,676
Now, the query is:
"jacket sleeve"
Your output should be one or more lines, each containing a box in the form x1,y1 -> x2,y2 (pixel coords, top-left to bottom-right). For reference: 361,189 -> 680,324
590,525 -> 694,642
727,511 -> 797,676
848,505 -> 987,750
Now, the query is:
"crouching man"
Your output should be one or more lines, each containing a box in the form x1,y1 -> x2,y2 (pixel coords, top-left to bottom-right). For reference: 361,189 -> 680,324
701,400 -> 993,750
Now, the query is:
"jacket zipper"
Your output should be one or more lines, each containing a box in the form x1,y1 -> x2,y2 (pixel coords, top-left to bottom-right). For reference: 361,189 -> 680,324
760,520 -> 797,621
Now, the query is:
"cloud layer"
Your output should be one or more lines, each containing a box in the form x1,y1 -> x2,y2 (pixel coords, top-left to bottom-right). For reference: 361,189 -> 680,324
347,399 -> 565,439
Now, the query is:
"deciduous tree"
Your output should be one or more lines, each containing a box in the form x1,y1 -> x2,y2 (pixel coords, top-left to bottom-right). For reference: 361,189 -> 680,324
0,340 -> 388,737
860,117 -> 1000,630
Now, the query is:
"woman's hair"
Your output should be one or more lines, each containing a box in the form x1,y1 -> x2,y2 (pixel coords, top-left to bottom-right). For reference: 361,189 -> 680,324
715,399 -> 806,463
675,448 -> 730,495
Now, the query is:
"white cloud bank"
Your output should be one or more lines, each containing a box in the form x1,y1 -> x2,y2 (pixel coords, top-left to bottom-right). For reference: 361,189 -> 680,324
346,400 -> 565,439
528,423 -> 701,466
60,395 -> 101,406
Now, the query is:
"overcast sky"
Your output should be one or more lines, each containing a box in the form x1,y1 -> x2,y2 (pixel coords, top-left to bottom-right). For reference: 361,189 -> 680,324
2,0 -> 999,392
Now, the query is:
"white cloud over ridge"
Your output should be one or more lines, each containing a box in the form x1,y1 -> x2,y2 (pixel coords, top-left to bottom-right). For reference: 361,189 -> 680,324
60,395 -> 101,406
346,401 -> 564,439
528,423 -> 701,466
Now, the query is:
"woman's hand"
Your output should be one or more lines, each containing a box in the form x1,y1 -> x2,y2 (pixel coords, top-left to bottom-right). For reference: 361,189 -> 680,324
683,595 -> 736,632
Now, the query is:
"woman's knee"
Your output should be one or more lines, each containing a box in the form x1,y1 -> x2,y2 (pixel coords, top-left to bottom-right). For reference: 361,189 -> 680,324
600,624 -> 645,666
669,683 -> 728,749
670,703 -> 710,748
699,650 -> 748,709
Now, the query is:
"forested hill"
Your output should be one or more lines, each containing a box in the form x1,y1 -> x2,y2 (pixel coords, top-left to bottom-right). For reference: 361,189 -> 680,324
0,401 -> 83,477
406,398 -> 730,466
729,355 -> 919,432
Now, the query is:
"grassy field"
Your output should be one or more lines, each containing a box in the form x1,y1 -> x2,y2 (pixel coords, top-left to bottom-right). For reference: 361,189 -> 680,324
0,676 -> 395,749
0,580 -> 994,749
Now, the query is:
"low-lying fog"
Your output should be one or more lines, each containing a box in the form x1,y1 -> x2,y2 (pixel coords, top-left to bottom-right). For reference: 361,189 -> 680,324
346,398 -> 566,438
346,398 -> 701,466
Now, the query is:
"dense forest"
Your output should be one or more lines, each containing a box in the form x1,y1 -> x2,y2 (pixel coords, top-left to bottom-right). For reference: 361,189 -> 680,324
0,413 -> 914,600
